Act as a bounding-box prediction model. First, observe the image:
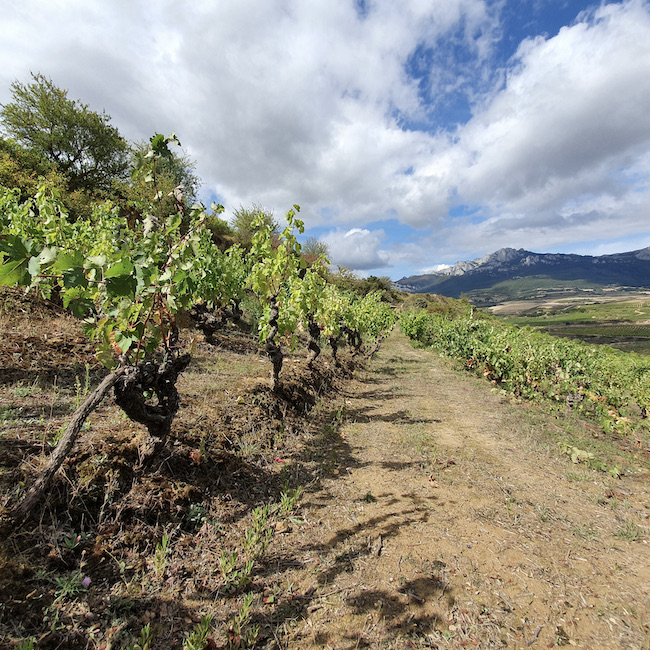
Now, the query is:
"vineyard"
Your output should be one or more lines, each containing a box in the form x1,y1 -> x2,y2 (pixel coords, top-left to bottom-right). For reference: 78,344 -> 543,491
0,134 -> 398,648
0,133 -> 397,510
498,298 -> 650,355
1,83 -> 649,649
400,308 -> 650,453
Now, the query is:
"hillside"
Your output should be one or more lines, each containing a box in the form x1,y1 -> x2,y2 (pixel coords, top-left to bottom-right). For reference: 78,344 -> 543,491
1,299 -> 648,648
396,246 -> 650,302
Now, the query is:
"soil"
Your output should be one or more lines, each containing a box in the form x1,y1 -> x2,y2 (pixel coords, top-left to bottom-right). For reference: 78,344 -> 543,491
279,333 -> 650,649
1,289 -> 649,649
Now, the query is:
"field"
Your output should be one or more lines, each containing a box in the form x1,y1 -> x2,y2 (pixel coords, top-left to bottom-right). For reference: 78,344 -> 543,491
464,274 -> 650,307
491,294 -> 650,355
1,288 -> 650,648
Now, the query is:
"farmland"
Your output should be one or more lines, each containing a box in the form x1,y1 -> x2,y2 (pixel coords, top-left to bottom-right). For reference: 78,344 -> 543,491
492,294 -> 650,355
1,287 -> 649,647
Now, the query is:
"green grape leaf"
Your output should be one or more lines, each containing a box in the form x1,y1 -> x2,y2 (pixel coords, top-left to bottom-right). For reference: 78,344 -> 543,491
105,259 -> 135,278
62,267 -> 89,289
0,234 -> 34,259
86,254 -> 107,268
115,333 -> 136,353
63,287 -> 93,318
28,255 -> 41,278
53,251 -> 85,273
39,246 -> 58,264
106,274 -> 137,298
105,259 -> 136,298
0,259 -> 30,286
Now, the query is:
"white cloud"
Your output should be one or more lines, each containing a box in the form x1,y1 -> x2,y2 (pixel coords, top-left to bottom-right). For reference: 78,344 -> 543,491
0,0 -> 495,226
420,263 -> 451,274
322,227 -> 389,271
1,0 -> 650,278
381,0 -> 650,271
444,0 -> 650,226
462,0 -> 650,206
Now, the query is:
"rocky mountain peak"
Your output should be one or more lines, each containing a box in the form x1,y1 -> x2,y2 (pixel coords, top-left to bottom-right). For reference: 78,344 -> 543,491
396,245 -> 650,297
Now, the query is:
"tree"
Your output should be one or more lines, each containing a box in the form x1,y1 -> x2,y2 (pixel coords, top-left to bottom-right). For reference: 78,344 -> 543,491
232,204 -> 277,246
205,207 -> 234,249
302,236 -> 330,263
0,73 -> 129,195
127,138 -> 201,211
0,136 -> 54,194
0,136 -> 96,220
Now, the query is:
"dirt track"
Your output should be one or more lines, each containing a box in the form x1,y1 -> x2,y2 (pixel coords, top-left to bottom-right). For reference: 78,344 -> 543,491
279,331 -> 650,648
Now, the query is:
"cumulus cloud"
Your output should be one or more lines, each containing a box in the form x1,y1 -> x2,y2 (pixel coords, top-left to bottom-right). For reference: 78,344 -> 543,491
388,0 -> 650,270
322,227 -> 390,271
1,0 -> 650,278
456,0 -> 650,209
0,0 -> 495,223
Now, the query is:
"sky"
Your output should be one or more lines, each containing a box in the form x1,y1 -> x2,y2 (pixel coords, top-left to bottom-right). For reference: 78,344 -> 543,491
1,0 -> 650,280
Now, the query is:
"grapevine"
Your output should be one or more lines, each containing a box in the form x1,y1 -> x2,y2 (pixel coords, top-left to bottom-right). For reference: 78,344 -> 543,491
1,133 -> 226,515
1,132 -> 400,516
247,205 -> 305,390
400,308 -> 650,436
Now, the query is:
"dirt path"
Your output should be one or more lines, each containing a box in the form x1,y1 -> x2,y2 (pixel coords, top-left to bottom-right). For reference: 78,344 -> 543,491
277,331 -> 650,649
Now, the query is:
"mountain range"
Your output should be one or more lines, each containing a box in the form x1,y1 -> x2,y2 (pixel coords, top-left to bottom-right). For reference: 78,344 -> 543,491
395,246 -> 650,301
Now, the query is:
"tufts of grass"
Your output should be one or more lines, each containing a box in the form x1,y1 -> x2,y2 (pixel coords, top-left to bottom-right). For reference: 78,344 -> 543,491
614,521 -> 644,542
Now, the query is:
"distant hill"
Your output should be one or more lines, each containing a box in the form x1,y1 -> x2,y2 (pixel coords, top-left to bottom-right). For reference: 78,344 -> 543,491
395,247 -> 650,303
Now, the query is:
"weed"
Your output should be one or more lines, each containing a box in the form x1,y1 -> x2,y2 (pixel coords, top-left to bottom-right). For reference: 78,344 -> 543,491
272,422 -> 286,447
53,569 -> 86,602
154,533 -> 171,578
126,623 -> 153,650
63,533 -> 83,550
48,423 -> 67,448
535,503 -> 554,522
42,608 -> 64,633
609,465 -> 622,479
274,485 -> 302,519
38,569 -> 90,632
243,505 -> 273,558
614,521 -> 643,541
219,491 -> 303,593
13,380 -> 40,398
107,594 -> 136,615
73,364 -> 91,409
325,404 -> 346,429
226,593 -> 260,649
559,442 -> 595,465
566,469 -> 592,482
186,503 -> 209,529
236,435 -> 262,457
0,405 -> 20,422
183,615 -> 213,650
16,640 -> 36,650
219,550 -> 254,591
571,524 -> 599,540
505,495 -> 522,522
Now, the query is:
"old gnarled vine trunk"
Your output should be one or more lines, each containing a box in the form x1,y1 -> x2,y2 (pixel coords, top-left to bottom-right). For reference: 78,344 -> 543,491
307,317 -> 321,368
114,352 -> 192,438
13,351 -> 191,522
190,302 -> 243,344
265,297 -> 283,391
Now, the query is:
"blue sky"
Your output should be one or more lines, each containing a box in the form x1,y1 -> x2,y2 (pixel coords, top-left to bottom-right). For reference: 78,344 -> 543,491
2,0 -> 650,280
